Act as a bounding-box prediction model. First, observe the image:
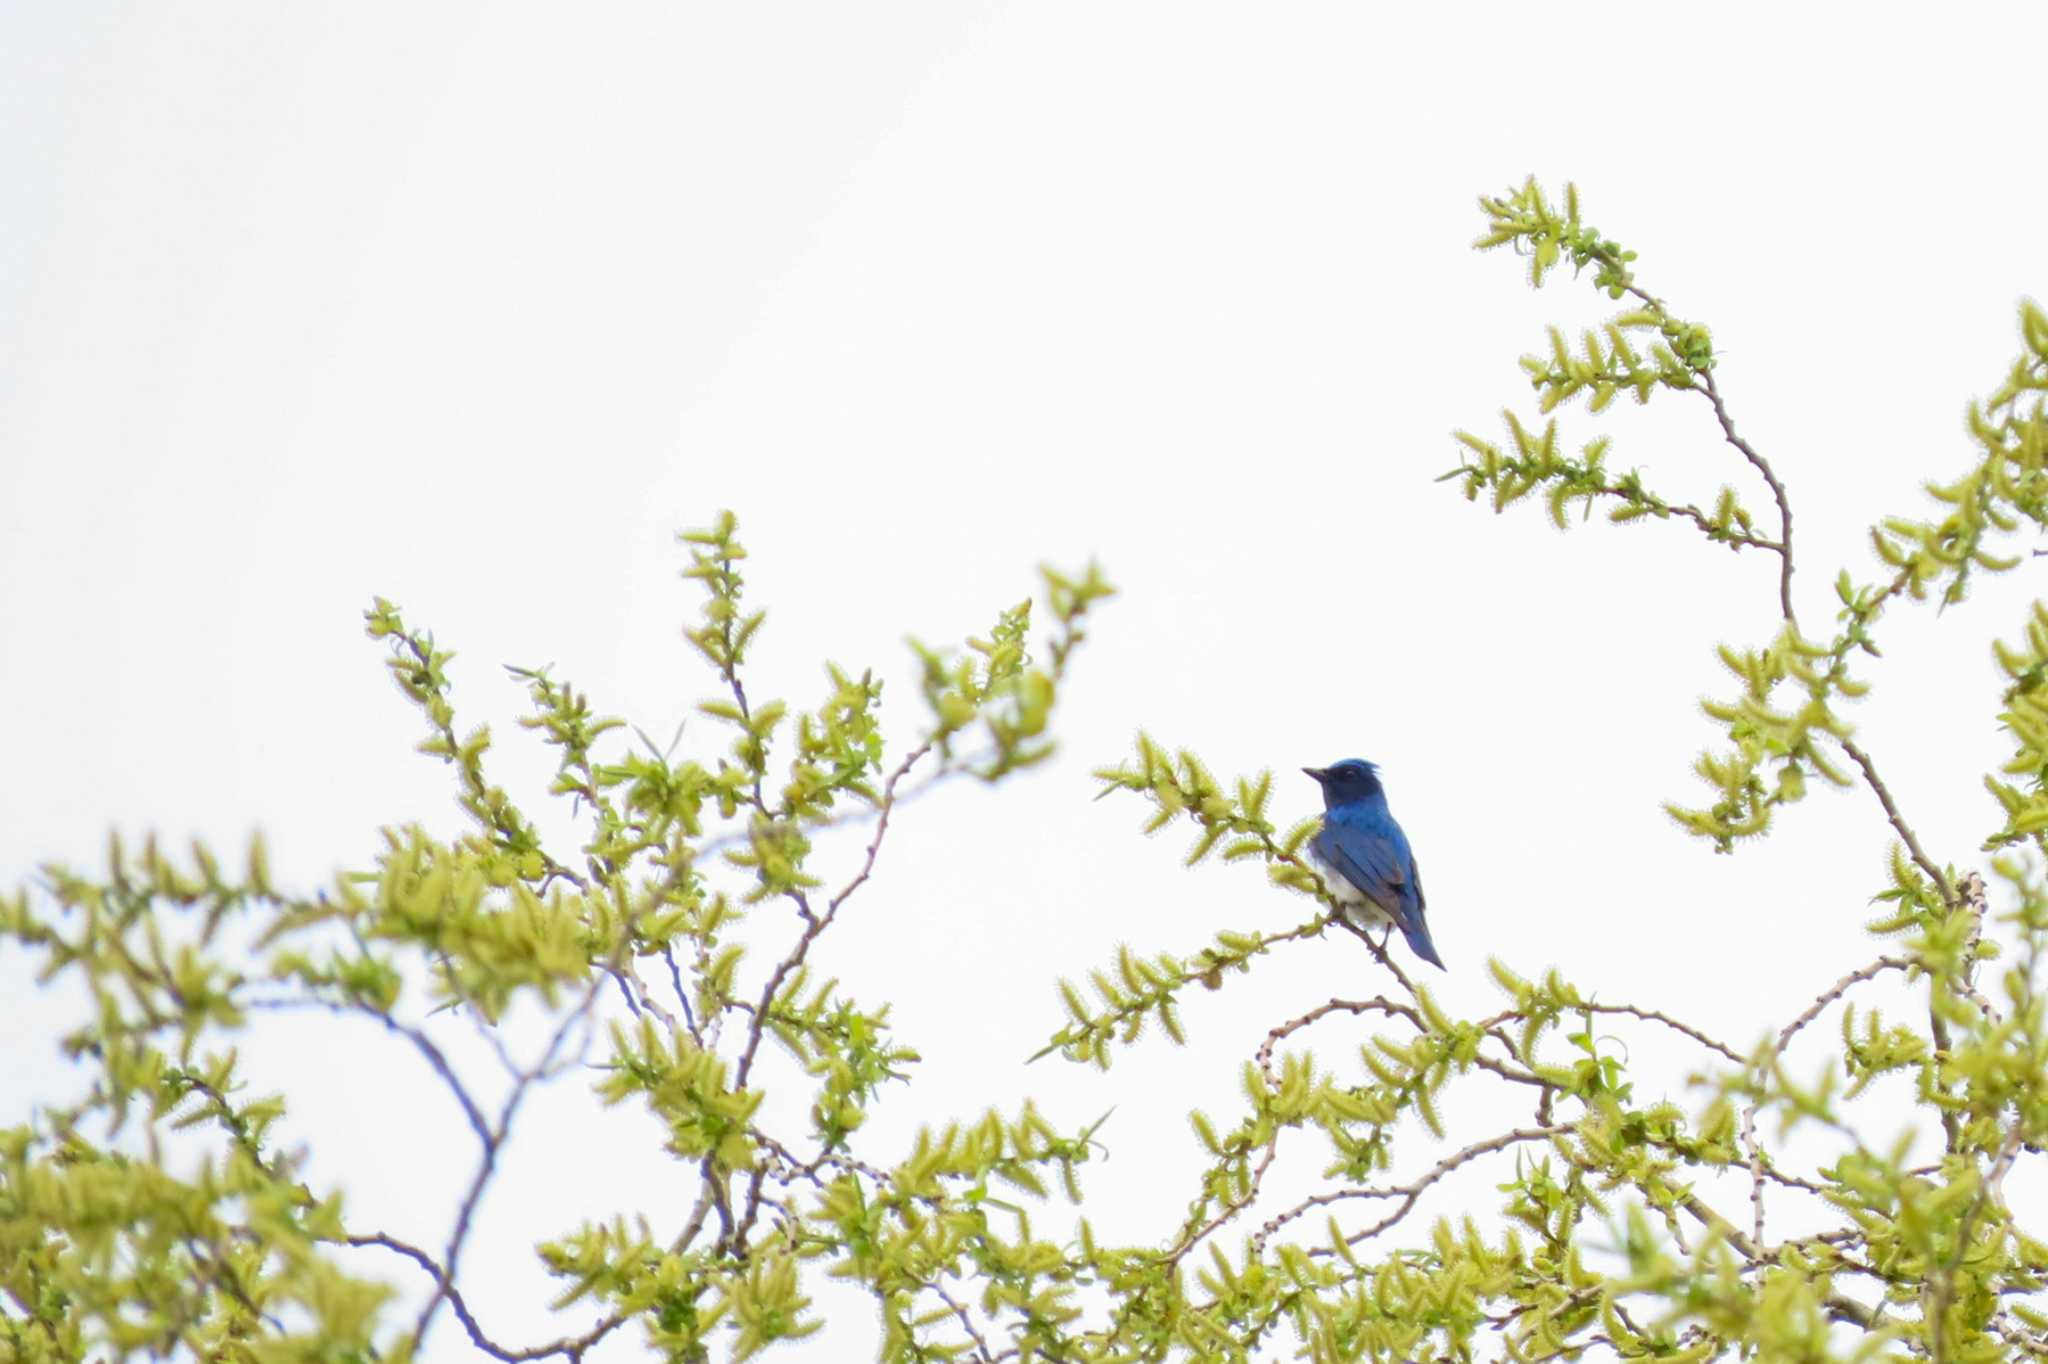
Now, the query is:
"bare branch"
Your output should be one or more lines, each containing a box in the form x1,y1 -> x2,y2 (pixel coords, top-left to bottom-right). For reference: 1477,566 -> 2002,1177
724,738 -> 938,1252
1164,1140 -> 1281,1268
346,1232 -> 622,1362
1697,365 -> 1798,624
409,968 -> 612,1355
1257,1126 -> 1568,1255
735,738 -> 936,1095
1256,996 -> 1427,1085
1774,954 -> 1913,1055
927,1279 -> 998,1364
1840,739 -> 1954,905
243,997 -> 493,1152
1583,1002 -> 1747,1068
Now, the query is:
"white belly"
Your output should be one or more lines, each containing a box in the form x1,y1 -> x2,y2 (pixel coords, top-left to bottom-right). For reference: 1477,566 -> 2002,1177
1308,842 -> 1393,928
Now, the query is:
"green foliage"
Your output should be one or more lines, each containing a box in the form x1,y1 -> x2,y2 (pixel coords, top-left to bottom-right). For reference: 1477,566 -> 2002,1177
2,516 -> 1118,1363
8,184 -> 2048,1364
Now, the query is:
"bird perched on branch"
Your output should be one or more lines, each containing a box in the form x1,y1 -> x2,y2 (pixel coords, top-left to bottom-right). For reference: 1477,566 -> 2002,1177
1303,760 -> 1444,970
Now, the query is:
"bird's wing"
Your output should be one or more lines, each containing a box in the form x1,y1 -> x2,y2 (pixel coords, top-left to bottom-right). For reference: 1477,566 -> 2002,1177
1315,821 -> 1414,921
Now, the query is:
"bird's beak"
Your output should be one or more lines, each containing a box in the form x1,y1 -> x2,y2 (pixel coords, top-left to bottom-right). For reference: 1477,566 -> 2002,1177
1301,766 -> 1326,782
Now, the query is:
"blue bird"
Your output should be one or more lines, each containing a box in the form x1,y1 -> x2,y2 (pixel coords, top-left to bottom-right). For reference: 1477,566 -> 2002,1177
1303,760 -> 1444,970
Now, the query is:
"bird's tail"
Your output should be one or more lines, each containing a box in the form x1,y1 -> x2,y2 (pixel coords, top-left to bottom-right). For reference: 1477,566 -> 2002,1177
1399,912 -> 1446,971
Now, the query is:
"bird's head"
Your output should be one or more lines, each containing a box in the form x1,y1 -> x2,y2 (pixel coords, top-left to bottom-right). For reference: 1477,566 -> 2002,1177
1302,758 -> 1384,807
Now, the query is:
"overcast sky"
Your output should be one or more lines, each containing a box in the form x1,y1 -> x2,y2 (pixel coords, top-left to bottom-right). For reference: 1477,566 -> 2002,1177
5,4 -> 2047,1359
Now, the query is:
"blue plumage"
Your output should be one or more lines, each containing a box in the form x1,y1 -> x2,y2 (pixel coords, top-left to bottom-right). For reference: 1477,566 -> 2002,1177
1303,760 -> 1445,971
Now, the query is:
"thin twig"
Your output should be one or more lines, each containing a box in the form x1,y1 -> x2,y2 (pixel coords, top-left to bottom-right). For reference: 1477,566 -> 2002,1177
1256,1125 -> 1568,1255
1840,739 -> 1954,906
1328,913 -> 1419,1000
1469,998 -> 1745,1065
242,997 -> 492,1151
927,1279 -> 998,1364
1741,1100 -> 1765,1248
661,942 -> 700,1038
725,739 -> 937,1251
1583,1002 -> 1747,1067
1697,366 -> 1797,623
409,968 -> 611,1355
1164,1140 -> 1280,1268
1774,955 -> 1913,1054
1256,997 -> 1427,1085
733,740 -> 935,1091
347,1232 -> 623,1362
1738,950 -> 1914,1243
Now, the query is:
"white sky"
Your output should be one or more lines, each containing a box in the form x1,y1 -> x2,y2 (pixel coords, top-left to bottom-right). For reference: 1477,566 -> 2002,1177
5,4 -> 2047,1359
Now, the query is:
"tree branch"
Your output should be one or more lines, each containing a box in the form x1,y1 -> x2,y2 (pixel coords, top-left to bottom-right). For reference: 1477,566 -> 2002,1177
1840,739 -> 1954,905
1697,366 -> 1797,624
408,969 -> 611,1355
725,738 -> 937,1252
346,1232 -> 622,1362
1258,1125 -> 1568,1255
